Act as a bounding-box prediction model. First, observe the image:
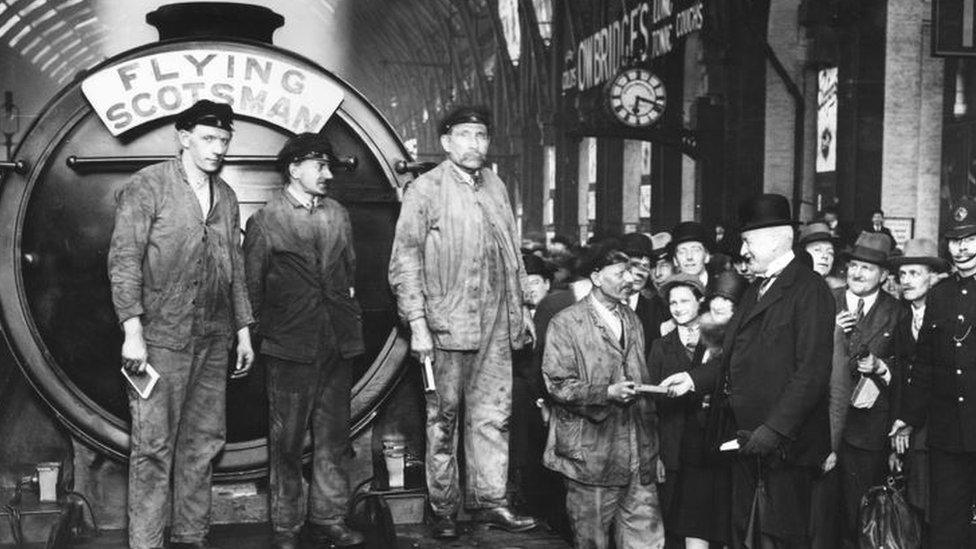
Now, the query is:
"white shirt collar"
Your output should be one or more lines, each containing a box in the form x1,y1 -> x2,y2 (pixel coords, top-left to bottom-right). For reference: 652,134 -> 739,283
286,185 -> 315,209
763,250 -> 795,279
589,293 -> 623,340
677,324 -> 700,346
627,292 -> 639,311
845,289 -> 880,317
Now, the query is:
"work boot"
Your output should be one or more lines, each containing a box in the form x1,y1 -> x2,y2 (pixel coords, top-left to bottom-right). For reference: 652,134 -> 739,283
304,522 -> 365,547
474,506 -> 538,532
429,514 -> 459,539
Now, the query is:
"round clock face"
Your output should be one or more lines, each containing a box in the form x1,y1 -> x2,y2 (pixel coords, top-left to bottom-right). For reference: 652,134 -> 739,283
609,68 -> 667,127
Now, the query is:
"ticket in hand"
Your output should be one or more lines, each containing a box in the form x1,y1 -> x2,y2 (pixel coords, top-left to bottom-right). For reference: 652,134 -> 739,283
634,384 -> 669,395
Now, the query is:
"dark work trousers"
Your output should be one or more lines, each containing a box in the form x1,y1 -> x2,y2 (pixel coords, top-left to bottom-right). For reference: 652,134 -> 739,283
265,353 -> 353,535
838,443 -> 887,547
808,468 -> 841,549
929,448 -> 976,547
564,477 -> 665,549
127,336 -> 229,549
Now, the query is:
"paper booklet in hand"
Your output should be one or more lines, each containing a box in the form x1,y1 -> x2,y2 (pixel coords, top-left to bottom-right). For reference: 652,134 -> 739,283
121,363 -> 160,399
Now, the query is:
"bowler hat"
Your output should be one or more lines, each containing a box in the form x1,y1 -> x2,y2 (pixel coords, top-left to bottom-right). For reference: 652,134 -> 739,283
523,253 -> 555,281
175,99 -> 233,131
946,198 -> 976,239
621,232 -> 654,259
888,238 -> 949,272
660,272 -> 705,299
798,222 -> 834,247
707,271 -> 748,305
739,194 -> 800,232
672,222 -> 711,248
842,231 -> 893,267
276,132 -> 336,169
439,105 -> 492,135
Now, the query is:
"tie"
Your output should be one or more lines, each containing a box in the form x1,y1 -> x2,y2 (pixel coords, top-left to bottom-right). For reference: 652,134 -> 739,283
472,169 -> 484,187
758,274 -> 777,298
854,298 -> 865,323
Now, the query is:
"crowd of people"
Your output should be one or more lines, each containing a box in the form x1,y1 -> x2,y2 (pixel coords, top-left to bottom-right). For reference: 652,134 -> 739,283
107,98 -> 973,549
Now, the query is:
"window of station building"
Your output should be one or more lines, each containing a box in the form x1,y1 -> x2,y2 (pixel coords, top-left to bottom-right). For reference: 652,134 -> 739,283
816,66 -> 838,210
578,137 -> 597,243
639,141 -> 652,231
543,145 -> 555,228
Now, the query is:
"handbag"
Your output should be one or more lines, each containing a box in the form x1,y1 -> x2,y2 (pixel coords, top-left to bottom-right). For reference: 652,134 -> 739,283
858,454 -> 922,549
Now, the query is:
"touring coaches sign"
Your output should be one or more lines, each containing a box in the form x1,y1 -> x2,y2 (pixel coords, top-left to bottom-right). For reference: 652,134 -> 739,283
81,45 -> 344,136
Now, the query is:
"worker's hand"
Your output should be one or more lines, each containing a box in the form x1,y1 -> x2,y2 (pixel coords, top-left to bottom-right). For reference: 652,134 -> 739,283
409,318 -> 435,365
822,451 -> 837,473
121,318 -> 148,374
856,353 -> 878,374
232,327 -> 254,379
889,420 -> 913,454
836,310 -> 857,333
607,381 -> 637,404
660,372 -> 695,397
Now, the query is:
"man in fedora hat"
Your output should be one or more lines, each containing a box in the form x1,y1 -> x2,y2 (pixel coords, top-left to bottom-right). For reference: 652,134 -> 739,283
892,201 -> 976,545
388,105 -> 537,538
824,232 -> 906,547
886,238 -> 949,533
622,232 -> 670,349
662,193 -> 834,548
108,99 -> 254,549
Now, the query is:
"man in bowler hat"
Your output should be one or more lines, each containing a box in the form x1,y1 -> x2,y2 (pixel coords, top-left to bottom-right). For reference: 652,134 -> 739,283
243,133 -> 365,548
108,100 -> 254,549
893,198 -> 976,546
671,221 -> 714,288
388,105 -> 537,538
663,194 -> 834,547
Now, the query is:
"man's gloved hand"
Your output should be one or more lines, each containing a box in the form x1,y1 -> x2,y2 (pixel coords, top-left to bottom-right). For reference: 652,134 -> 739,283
740,424 -> 784,456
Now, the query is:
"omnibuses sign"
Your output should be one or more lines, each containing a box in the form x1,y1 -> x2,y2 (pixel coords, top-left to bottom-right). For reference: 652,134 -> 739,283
81,48 -> 344,136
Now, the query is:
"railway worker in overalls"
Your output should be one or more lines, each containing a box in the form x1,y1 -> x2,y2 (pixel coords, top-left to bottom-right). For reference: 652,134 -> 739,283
108,99 -> 254,549
243,133 -> 366,549
388,105 -> 538,539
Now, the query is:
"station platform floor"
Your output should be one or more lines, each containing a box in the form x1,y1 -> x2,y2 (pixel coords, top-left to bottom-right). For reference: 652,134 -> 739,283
6,521 -> 571,548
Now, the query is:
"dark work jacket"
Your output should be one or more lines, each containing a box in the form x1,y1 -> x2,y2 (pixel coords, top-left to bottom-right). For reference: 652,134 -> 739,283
243,189 -> 364,362
828,288 -> 905,452
543,294 -> 659,486
901,274 -> 976,451
691,257 -> 834,468
636,293 -> 669,350
648,330 -> 706,470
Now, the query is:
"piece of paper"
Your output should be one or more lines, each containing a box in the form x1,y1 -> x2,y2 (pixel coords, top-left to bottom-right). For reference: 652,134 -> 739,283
635,384 -> 669,395
720,439 -> 740,452
121,363 -> 160,399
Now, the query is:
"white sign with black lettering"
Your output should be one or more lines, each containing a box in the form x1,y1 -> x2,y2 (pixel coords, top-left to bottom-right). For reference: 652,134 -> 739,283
81,49 -> 344,136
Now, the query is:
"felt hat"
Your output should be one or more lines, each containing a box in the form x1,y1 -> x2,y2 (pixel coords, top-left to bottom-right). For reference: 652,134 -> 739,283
438,105 -> 492,135
888,238 -> 950,272
739,193 -> 799,232
523,253 -> 555,281
659,272 -> 705,299
946,198 -> 976,239
842,231 -> 893,267
798,221 -> 834,247
174,99 -> 233,131
672,222 -> 711,248
582,238 -> 630,275
707,271 -> 749,305
621,232 -> 654,259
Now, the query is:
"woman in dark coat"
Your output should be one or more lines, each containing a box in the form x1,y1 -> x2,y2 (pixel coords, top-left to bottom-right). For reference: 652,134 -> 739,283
649,272 -> 733,548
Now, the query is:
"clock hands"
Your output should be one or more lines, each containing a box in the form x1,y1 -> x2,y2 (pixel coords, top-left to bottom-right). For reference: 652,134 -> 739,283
632,94 -> 663,114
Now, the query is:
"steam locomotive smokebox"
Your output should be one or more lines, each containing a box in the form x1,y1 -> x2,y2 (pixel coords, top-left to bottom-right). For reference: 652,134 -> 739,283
0,2 -> 414,517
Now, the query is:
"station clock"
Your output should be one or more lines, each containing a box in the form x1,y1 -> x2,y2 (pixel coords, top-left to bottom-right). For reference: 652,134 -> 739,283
608,68 -> 667,127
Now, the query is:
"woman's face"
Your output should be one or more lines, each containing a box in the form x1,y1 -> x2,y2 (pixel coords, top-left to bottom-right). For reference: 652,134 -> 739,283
669,285 -> 702,326
709,296 -> 735,324
805,241 -> 835,277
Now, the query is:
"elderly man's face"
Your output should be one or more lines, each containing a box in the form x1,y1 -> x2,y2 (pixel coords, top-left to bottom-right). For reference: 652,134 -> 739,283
179,125 -> 232,174
652,257 -> 674,290
675,241 -> 709,277
440,122 -> 489,171
847,259 -> 887,297
805,241 -> 835,277
525,274 -> 550,306
592,262 -> 636,302
739,227 -> 791,274
899,264 -> 934,303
